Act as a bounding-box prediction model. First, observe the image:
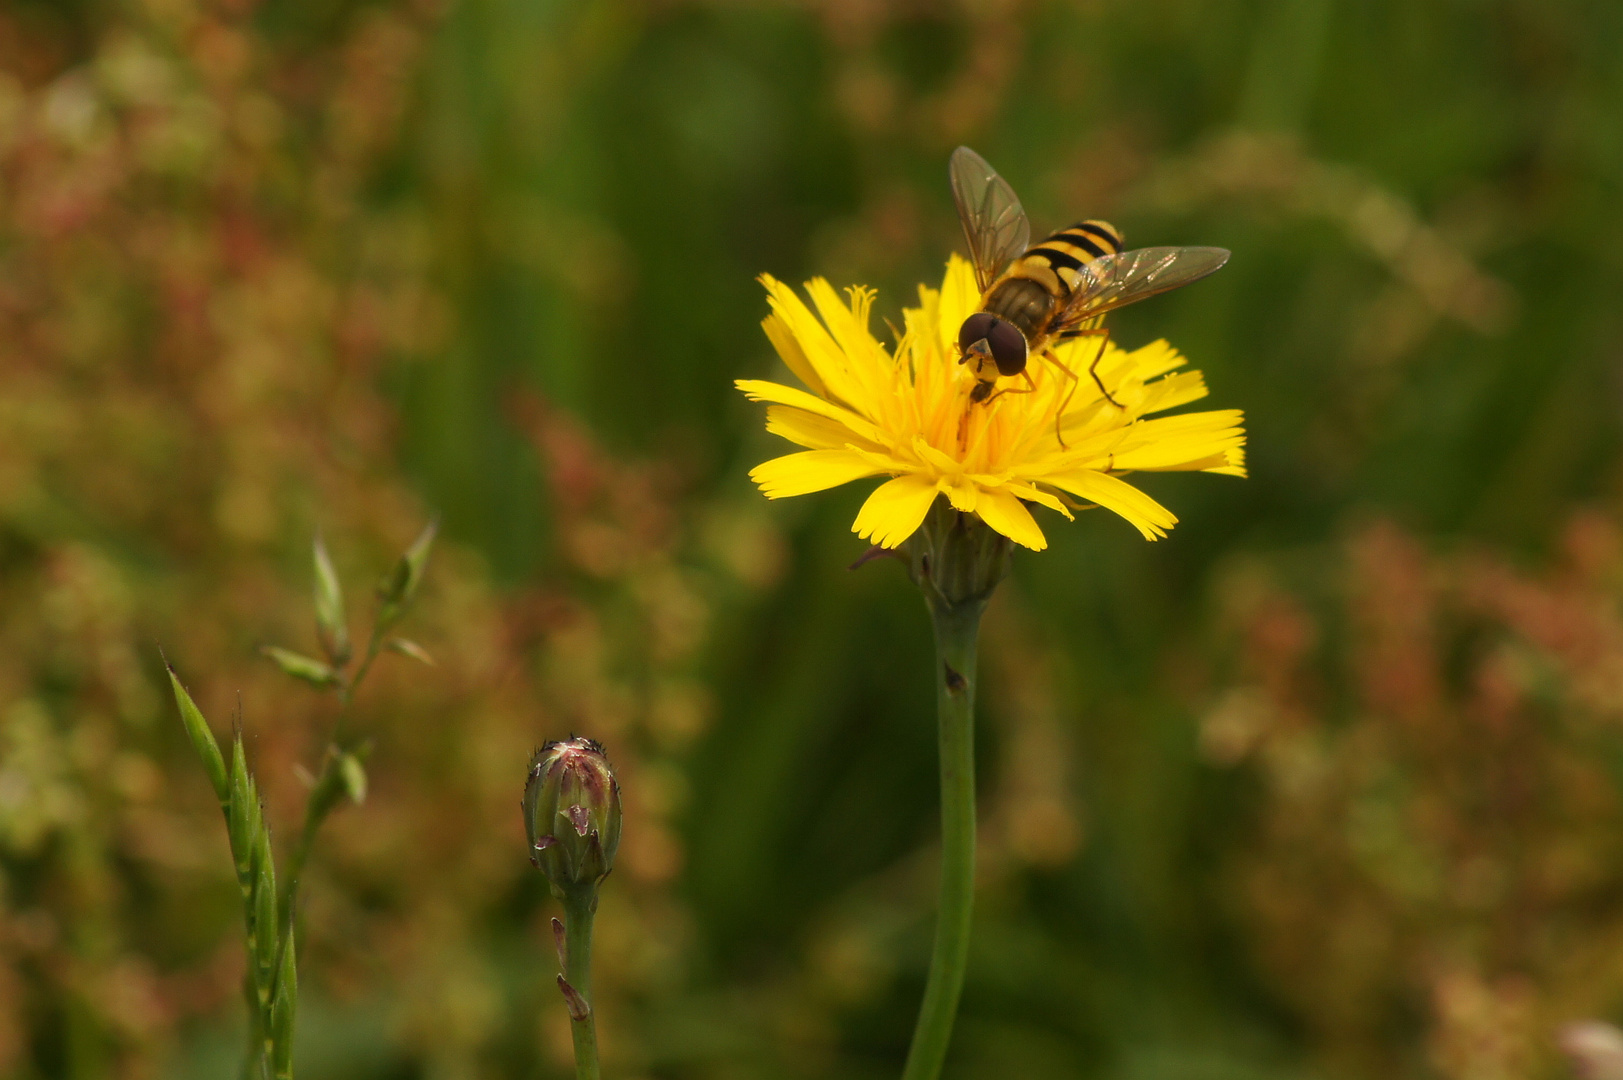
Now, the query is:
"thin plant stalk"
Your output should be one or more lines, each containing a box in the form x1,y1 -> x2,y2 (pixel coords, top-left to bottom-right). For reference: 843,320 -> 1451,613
901,599 -> 981,1080
279,624 -> 382,911
562,893 -> 603,1080
895,502 -> 1009,1080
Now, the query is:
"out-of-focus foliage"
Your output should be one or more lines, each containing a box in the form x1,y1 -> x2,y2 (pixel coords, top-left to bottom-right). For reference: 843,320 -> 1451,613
1206,515 -> 1623,1080
2,0 -> 1623,1078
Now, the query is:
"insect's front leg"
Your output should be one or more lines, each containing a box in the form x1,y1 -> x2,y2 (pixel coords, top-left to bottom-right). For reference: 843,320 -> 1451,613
1059,327 -> 1120,409
980,369 -> 1038,407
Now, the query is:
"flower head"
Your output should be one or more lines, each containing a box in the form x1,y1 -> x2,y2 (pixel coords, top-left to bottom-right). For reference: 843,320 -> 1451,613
737,255 -> 1245,551
523,737 -> 622,897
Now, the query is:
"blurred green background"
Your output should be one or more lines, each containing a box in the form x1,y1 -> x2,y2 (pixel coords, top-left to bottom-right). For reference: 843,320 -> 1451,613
6,0 -> 1623,1077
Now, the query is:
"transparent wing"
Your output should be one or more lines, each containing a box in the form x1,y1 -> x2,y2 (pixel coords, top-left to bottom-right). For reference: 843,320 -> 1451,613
1055,246 -> 1231,329
949,146 -> 1032,294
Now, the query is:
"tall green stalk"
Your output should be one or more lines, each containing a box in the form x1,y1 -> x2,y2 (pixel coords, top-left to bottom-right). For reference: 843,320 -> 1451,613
561,893 -> 602,1080
899,501 -> 1011,1080
902,600 -> 982,1080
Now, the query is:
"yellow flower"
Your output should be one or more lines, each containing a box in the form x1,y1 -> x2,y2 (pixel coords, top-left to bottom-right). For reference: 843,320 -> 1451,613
737,255 -> 1245,552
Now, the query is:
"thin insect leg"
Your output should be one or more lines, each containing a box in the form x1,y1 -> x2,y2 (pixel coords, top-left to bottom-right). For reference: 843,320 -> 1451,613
981,371 -> 1037,407
1043,350 -> 1081,448
1043,352 -> 1079,381
1067,327 -> 1121,409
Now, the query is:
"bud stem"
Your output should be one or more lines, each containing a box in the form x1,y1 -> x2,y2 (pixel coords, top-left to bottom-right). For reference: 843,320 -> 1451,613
560,892 -> 602,1080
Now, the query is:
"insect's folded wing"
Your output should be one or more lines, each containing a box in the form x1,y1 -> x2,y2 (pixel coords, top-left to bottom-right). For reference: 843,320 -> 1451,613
1058,246 -> 1231,325
949,147 -> 1032,293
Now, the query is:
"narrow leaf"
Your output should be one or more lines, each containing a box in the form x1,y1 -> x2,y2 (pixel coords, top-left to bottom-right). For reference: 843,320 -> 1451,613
270,931 -> 297,1080
313,533 -> 351,667
259,646 -> 339,689
253,814 -> 278,988
338,752 -> 367,805
387,638 -> 436,666
375,518 -> 438,631
551,917 -> 567,970
166,664 -> 228,805
228,736 -> 253,884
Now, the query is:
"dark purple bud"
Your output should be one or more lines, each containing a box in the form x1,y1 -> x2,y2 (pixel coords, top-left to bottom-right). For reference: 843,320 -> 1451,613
522,737 -> 622,897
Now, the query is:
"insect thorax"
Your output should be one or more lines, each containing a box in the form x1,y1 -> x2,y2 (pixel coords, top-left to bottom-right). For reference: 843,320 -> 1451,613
982,277 -> 1055,342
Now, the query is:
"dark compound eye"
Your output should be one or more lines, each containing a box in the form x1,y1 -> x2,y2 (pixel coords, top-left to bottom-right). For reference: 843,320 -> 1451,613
958,313 -> 1027,376
958,312 -> 997,356
985,317 -> 1027,376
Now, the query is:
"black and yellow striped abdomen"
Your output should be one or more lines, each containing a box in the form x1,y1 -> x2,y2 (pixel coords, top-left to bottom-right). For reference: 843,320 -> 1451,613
981,220 -> 1123,340
1026,220 -> 1124,280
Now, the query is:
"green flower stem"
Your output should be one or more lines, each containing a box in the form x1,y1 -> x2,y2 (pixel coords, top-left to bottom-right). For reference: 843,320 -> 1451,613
562,892 -> 603,1080
337,625 -> 385,714
897,501 -> 1010,1080
902,598 -> 982,1080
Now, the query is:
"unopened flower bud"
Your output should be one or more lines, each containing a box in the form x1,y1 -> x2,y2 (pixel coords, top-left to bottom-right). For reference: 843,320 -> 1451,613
523,737 -> 622,898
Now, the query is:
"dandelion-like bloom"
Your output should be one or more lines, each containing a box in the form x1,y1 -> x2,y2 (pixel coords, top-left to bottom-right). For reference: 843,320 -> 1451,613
737,255 -> 1245,551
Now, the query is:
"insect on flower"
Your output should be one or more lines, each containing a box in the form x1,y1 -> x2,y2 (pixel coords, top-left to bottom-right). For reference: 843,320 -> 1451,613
950,147 -> 1230,444
735,148 -> 1246,552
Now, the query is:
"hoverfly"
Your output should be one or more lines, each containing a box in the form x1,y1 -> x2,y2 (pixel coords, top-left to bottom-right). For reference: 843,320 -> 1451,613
949,146 -> 1230,443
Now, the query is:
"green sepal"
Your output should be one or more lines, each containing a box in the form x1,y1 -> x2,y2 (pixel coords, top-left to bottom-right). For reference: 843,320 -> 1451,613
259,647 -> 340,689
313,533 -> 351,667
167,665 -> 228,805
375,519 -> 437,632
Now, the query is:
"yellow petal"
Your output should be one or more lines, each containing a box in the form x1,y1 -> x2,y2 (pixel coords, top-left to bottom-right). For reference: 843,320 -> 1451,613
1111,410 -> 1245,471
1120,339 -> 1187,381
804,279 -> 887,412
1137,370 -> 1209,415
973,488 -> 1048,551
761,311 -> 828,399
765,406 -> 884,452
936,254 -> 981,348
853,475 -> 939,549
1004,480 -> 1072,520
750,450 -> 883,499
760,276 -> 870,413
1133,452 -> 1230,472
1044,469 -> 1177,540
942,475 -> 978,512
735,379 -> 885,445
1204,446 -> 1247,477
